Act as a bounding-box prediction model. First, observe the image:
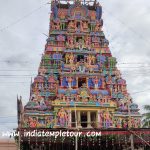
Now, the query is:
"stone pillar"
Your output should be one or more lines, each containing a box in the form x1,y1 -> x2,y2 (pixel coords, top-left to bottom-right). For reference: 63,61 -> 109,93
97,110 -> 100,128
68,110 -> 72,128
76,77 -> 78,88
86,77 -> 89,88
77,111 -> 82,128
60,77 -> 63,87
87,111 -> 92,128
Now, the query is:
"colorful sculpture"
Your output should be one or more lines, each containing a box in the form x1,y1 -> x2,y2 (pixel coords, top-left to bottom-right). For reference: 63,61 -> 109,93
18,0 -> 141,131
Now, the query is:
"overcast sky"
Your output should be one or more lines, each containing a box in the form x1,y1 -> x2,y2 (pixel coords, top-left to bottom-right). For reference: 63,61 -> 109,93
0,0 -> 150,138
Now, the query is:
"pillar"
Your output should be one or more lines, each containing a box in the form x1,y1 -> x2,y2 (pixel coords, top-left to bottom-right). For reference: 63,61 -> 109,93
77,111 -> 82,128
76,77 -> 78,88
60,77 -> 63,87
68,110 -> 72,128
97,110 -> 100,128
86,77 -> 89,88
87,111 -> 92,128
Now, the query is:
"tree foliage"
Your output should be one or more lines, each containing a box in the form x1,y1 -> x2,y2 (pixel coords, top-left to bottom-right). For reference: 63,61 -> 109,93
142,105 -> 150,128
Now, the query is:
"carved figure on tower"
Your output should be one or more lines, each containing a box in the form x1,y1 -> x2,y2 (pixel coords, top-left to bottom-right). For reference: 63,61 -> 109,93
57,107 -> 68,127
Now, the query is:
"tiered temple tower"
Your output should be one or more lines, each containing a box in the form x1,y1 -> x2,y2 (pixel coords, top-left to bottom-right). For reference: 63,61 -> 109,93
17,0 -> 141,132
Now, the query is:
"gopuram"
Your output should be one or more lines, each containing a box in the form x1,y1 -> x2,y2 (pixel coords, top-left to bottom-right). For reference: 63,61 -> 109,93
17,0 -> 150,149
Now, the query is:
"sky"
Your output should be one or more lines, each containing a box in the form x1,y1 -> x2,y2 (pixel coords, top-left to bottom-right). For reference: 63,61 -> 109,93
0,0 -> 150,138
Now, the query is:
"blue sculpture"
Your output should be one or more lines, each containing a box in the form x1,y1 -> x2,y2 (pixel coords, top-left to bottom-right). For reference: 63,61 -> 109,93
96,4 -> 102,20
52,3 -> 58,19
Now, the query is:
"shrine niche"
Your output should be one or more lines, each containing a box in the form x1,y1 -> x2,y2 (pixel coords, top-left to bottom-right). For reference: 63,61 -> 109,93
68,4 -> 88,19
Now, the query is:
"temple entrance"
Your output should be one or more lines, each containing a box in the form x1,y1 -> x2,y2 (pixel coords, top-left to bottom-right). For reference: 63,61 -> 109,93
78,77 -> 86,87
81,111 -> 87,128
91,112 -> 96,128
77,54 -> 84,62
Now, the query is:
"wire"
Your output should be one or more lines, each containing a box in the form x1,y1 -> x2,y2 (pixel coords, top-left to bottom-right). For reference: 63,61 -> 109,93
0,2 -> 49,32
0,75 -> 35,76
103,7 -> 150,48
131,89 -> 150,95
0,116 -> 17,118
0,122 -> 17,124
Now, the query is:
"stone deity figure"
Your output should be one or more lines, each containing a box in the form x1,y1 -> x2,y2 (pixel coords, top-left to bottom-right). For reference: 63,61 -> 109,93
68,20 -> 76,30
78,63 -> 86,73
87,55 -> 92,65
67,77 -> 73,88
91,55 -> 96,64
96,2 -> 102,20
29,117 -> 37,128
95,21 -> 101,32
84,36 -> 91,49
116,118 -> 122,128
93,77 -> 99,89
90,11 -> 96,20
107,75 -> 112,84
63,96 -> 66,102
98,111 -> 104,128
38,66 -> 47,76
101,77 -> 106,89
104,111 -> 112,128
52,2 -> 58,19
55,21 -> 60,30
82,21 -> 88,31
122,119 -> 128,128
67,36 -> 74,49
57,107 -> 68,127
69,53 -> 74,64
78,39 -> 84,49
65,54 -> 70,64
46,116 -> 54,128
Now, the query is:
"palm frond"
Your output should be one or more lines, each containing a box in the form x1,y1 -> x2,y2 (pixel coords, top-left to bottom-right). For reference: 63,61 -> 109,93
143,105 -> 150,111
142,112 -> 150,117
142,105 -> 150,127
142,121 -> 150,128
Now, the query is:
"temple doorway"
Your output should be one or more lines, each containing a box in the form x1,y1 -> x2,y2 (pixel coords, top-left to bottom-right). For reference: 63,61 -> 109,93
78,77 -> 86,87
77,54 -> 84,62
81,111 -> 87,128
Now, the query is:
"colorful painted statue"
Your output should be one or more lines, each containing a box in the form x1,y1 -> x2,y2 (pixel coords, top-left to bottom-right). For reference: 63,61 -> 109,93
46,116 -> 54,128
67,36 -> 74,49
69,53 -> 74,64
82,21 -> 89,31
29,117 -> 37,128
66,77 -> 73,88
78,63 -> 86,73
104,111 -> 112,128
65,54 -> 70,64
96,2 -> 102,20
57,107 -> 68,127
19,0 -> 141,134
93,76 -> 99,89
108,57 -> 117,68
98,111 -> 104,128
52,2 -> 58,19
68,20 -> 76,30
101,76 -> 106,89
95,21 -> 101,32
55,21 -> 60,30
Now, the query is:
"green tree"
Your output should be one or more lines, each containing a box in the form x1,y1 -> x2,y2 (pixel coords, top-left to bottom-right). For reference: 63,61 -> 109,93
142,105 -> 150,128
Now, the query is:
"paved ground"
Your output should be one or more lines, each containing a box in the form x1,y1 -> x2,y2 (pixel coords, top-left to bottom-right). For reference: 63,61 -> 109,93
0,139 -> 17,150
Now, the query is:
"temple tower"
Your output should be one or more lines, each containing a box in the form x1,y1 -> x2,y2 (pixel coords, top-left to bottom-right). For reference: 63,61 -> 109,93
17,1 -> 142,149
